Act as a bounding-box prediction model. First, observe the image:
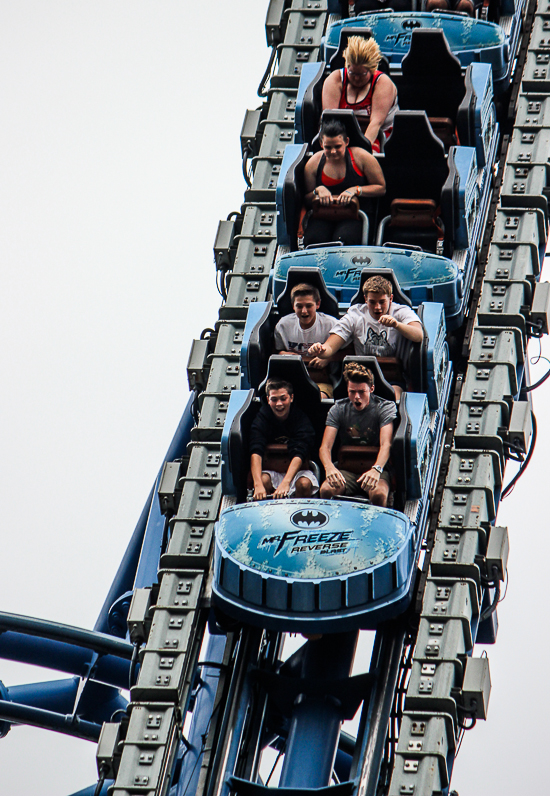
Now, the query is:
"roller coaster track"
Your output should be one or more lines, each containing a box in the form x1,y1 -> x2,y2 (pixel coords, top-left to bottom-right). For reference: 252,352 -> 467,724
3,2 -> 549,794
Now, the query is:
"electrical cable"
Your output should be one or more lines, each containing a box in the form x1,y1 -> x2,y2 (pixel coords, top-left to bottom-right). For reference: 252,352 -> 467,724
522,360 -> 550,392
458,714 -> 477,731
129,642 -> 141,689
93,764 -> 109,796
257,46 -> 277,97
480,567 -> 501,623
500,568 -> 509,602
242,144 -> 253,188
501,411 -> 537,498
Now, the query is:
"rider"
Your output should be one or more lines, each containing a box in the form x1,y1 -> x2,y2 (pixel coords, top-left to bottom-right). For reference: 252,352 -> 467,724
322,36 -> 398,153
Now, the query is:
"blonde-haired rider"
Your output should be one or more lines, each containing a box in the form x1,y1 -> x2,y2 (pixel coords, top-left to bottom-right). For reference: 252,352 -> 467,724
322,36 -> 398,153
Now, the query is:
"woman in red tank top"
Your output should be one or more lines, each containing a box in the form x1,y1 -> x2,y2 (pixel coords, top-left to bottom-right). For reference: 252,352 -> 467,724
322,36 -> 398,153
302,119 -> 385,247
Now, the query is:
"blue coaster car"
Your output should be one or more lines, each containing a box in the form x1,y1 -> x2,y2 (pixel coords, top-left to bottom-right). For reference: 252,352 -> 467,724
323,8 -> 524,94
277,111 -> 489,326
214,498 -> 417,633
241,266 -> 451,409
274,246 -> 463,329
214,379 -> 437,633
214,307 -> 451,632
297,29 -> 498,170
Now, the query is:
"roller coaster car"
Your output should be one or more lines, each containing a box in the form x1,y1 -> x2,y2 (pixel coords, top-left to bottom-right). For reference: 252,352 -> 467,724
214,356 -> 439,632
278,109 -> 485,267
297,29 -> 496,169
241,265 -> 450,409
323,6 -> 524,95
274,238 -> 465,330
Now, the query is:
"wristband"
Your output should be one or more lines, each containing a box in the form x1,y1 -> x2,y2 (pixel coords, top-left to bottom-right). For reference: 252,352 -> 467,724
356,185 -> 361,196
372,465 -> 383,475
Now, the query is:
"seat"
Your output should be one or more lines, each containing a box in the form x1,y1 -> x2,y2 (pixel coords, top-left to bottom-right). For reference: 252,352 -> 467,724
398,29 -> 467,148
328,28 -> 391,153
240,301 -> 274,390
258,356 -> 326,488
329,355 -> 411,509
279,142 -> 382,252
276,144 -> 308,250
376,198 -> 445,255
377,111 -> 456,257
222,365 -> 324,502
296,61 -> 326,146
221,389 -> 257,501
276,143 -> 371,249
295,26 -> 390,151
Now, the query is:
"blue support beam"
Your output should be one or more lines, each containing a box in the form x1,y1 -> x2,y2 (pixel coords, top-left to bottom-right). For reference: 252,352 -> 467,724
0,700 -> 102,741
0,633 -> 129,689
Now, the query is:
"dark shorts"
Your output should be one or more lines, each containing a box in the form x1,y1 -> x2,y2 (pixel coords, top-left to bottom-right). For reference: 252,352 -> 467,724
338,468 -> 391,497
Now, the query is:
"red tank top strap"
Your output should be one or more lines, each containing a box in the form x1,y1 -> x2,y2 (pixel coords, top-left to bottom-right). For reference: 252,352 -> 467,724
348,148 -> 363,177
363,70 -> 382,106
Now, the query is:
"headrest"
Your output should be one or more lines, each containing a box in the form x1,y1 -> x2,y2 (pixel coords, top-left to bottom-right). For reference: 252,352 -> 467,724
258,355 -> 323,416
333,355 -> 396,403
277,266 -> 340,318
384,111 -> 446,163
312,109 -> 372,153
402,29 -> 462,83
350,267 -> 412,307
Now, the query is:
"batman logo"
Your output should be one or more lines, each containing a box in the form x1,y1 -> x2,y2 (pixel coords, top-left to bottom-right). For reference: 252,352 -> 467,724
290,510 -> 329,529
351,255 -> 371,265
402,19 -> 421,29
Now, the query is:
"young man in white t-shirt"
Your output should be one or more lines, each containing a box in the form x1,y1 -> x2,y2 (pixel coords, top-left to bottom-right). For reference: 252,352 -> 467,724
274,282 -> 336,398
309,275 -> 423,400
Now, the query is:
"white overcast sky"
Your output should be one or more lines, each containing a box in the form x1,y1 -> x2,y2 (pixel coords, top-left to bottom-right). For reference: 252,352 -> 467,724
0,2 -> 548,794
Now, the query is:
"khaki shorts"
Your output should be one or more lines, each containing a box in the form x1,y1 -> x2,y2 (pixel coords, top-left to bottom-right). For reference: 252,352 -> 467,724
316,382 -> 333,399
264,469 -> 319,495
337,468 -> 391,497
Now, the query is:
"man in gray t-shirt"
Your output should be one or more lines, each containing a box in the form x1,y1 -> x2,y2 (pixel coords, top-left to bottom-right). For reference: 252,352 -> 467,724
319,363 -> 397,506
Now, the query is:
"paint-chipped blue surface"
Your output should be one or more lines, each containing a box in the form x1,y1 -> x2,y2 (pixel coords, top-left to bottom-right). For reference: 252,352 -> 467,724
217,499 -> 410,579
274,246 -> 460,310
326,13 -> 507,75
214,499 -> 417,631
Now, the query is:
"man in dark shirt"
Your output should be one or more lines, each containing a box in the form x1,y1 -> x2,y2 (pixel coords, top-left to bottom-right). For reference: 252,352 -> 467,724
250,378 -> 318,500
319,363 -> 396,506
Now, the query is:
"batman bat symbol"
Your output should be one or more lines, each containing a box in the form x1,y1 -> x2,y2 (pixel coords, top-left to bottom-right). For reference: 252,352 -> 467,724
290,510 -> 329,528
